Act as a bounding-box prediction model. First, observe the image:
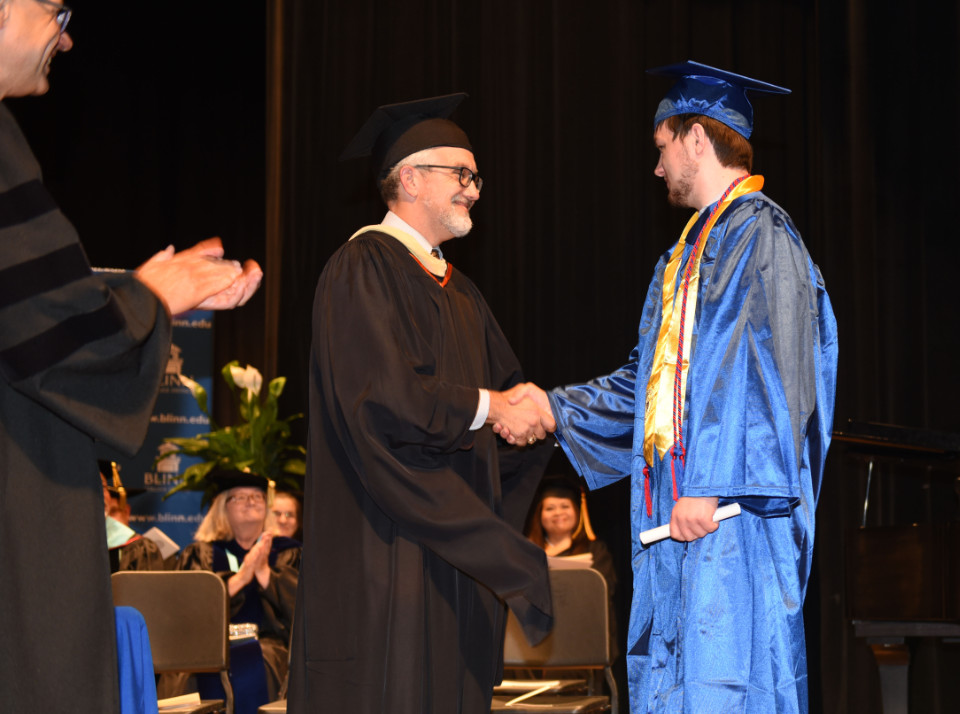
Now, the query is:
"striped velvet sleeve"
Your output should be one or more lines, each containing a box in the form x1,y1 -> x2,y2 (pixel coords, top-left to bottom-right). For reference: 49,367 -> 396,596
0,103 -> 171,455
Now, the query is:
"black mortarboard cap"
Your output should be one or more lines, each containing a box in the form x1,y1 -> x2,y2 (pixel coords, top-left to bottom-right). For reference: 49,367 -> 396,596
340,93 -> 472,184
193,468 -> 274,509
536,474 -> 583,503
648,60 -> 790,139
207,468 -> 270,494
533,474 -> 597,541
274,472 -> 304,498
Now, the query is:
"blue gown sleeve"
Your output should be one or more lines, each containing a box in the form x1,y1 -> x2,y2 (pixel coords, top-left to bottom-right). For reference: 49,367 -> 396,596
547,255 -> 670,492
548,359 -> 638,491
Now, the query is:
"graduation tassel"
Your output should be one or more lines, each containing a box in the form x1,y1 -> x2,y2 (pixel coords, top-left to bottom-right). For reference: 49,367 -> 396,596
574,490 -> 597,542
109,461 -> 128,512
643,464 -> 653,517
670,444 -> 685,503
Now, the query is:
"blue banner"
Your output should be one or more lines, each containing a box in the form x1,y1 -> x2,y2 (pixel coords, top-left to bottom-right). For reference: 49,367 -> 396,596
101,308 -> 216,552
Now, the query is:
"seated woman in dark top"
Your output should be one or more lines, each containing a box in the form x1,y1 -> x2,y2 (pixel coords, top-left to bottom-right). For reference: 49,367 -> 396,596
522,474 -> 619,671
176,470 -> 300,707
524,475 -> 616,596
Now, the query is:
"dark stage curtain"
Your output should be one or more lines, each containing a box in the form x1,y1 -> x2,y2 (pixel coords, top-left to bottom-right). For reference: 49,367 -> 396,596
270,3 -> 960,712
7,3 -> 269,418
10,1 -> 960,711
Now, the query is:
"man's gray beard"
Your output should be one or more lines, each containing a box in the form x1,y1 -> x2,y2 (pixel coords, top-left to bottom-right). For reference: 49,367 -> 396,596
440,205 -> 473,237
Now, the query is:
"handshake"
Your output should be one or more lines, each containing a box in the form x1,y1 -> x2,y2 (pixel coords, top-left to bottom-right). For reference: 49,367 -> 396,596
486,383 -> 557,446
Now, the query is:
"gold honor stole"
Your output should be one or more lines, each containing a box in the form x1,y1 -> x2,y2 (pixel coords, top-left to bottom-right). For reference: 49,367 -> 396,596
643,175 -> 764,468
350,224 -> 451,285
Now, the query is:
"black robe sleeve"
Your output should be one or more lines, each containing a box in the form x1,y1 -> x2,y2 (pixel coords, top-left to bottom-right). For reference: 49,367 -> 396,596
0,103 -> 171,714
116,536 -> 167,573
0,105 -> 171,456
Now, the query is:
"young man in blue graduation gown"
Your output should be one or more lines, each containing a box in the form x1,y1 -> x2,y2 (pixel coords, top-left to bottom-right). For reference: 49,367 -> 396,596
506,62 -> 838,713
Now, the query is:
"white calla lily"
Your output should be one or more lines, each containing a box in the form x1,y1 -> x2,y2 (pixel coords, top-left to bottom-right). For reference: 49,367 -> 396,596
161,360 -> 306,502
179,373 -> 200,393
230,364 -> 263,397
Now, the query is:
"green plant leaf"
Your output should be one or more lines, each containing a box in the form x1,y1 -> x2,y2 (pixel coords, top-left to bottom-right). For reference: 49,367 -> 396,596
178,374 -> 210,416
268,376 -> 286,399
162,361 -> 307,496
221,360 -> 241,391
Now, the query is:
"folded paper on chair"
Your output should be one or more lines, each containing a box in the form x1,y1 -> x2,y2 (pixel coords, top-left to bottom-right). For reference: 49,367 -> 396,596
142,527 -> 180,560
546,553 -> 594,569
158,693 -> 201,711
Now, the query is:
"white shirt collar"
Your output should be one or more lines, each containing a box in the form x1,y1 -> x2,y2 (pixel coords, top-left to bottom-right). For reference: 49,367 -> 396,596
381,211 -> 442,259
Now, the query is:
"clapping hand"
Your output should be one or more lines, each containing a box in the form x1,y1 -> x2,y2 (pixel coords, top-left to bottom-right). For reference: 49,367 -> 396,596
136,237 -> 263,316
245,531 -> 273,588
228,531 -> 273,596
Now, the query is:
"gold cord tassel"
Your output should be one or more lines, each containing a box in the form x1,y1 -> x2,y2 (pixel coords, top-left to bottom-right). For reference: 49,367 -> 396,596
109,461 -> 127,511
573,491 -> 597,541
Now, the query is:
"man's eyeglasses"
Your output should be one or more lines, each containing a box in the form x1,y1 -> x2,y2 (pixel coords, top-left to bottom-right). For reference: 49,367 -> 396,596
226,492 -> 266,506
414,165 -> 483,191
34,0 -> 72,34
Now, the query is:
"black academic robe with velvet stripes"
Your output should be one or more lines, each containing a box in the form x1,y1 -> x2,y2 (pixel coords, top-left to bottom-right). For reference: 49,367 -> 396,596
0,104 -> 171,714
288,230 -> 554,714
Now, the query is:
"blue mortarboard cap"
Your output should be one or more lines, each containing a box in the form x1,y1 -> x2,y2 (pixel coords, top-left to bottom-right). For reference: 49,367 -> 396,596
648,60 -> 790,139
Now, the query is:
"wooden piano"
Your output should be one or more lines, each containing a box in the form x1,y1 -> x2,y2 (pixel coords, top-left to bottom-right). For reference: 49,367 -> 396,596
834,420 -> 960,714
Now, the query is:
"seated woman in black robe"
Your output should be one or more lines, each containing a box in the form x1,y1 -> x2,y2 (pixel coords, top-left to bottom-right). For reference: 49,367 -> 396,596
100,459 -> 166,573
522,474 -> 618,662
524,475 -> 616,595
176,471 -> 300,708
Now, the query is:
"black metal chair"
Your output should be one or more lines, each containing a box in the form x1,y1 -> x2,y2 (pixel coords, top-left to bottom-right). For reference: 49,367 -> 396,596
112,570 -> 234,714
493,567 -> 617,713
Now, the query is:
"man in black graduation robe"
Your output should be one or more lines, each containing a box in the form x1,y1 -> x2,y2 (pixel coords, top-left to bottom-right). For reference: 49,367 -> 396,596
0,6 -> 261,711
288,95 -> 555,714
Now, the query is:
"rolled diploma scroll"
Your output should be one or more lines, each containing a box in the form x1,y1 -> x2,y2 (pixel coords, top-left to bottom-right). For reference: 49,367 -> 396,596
639,502 -> 742,546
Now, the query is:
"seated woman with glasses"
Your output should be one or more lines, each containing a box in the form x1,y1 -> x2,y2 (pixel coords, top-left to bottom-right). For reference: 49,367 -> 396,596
172,469 -> 300,711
